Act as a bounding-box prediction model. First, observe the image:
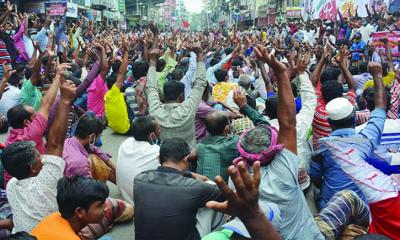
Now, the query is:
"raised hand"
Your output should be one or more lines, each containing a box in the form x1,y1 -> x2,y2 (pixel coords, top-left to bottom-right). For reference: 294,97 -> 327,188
6,1 -> 13,12
294,52 -> 310,74
149,48 -> 160,62
206,161 -> 261,219
148,21 -> 159,35
2,63 -> 16,81
368,62 -> 383,77
56,63 -> 71,76
254,45 -> 287,73
60,40 -> 67,49
233,87 -> 247,109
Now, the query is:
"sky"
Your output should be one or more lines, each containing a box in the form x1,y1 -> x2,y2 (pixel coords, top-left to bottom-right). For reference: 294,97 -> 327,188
183,0 -> 204,13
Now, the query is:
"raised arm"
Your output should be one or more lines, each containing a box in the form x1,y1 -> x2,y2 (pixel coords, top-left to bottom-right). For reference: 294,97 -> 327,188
0,64 -> 15,100
29,46 -> 44,86
311,43 -> 331,87
46,78 -> 76,157
95,44 -> 109,80
257,60 -> 274,93
114,37 -> 130,90
146,49 -> 163,111
255,46 -> 297,154
38,63 -> 71,118
11,16 -> 25,41
206,162 -> 282,240
369,62 -> 386,110
382,38 -> 394,72
0,1 -> 13,26
336,45 -> 356,92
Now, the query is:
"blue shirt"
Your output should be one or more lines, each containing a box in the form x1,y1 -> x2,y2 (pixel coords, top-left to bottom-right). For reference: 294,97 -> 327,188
310,108 -> 386,209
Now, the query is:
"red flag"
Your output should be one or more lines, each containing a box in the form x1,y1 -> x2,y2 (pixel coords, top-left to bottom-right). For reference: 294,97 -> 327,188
182,20 -> 190,28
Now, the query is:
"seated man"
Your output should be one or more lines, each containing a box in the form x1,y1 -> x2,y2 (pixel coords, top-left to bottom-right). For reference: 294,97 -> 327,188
2,80 -> 133,238
2,79 -> 76,233
212,69 -> 237,103
193,111 -> 240,181
320,68 -> 400,240
105,39 -> 137,134
231,46 -> 370,240
134,138 -> 225,240
4,63 -> 70,186
146,48 -> 207,149
116,116 -> 161,206
31,176 -> 109,240
310,62 -> 387,209
63,114 -> 115,183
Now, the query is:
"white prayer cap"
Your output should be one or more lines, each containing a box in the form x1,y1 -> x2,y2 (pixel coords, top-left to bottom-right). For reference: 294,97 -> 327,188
326,97 -> 354,121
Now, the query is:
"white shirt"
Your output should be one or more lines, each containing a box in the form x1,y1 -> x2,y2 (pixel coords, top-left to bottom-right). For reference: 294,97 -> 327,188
7,155 -> 65,233
267,73 -> 317,169
0,85 -> 21,115
116,137 -> 160,206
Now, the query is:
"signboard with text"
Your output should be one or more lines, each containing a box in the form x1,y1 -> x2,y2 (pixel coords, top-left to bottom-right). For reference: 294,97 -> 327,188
45,0 -> 67,16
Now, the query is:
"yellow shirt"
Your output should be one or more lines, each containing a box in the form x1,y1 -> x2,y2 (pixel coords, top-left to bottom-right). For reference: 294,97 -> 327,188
363,71 -> 395,89
212,82 -> 237,102
105,85 -> 131,134
262,31 -> 267,41
31,212 -> 80,240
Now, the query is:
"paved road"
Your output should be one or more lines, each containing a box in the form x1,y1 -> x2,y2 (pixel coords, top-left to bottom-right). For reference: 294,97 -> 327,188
0,128 -> 135,240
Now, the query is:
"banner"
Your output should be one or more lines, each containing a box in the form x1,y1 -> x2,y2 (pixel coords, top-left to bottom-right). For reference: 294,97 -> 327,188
286,7 -> 302,18
372,31 -> 400,64
45,0 -> 67,16
303,0 -> 389,20
66,2 -> 78,18
24,1 -> 45,14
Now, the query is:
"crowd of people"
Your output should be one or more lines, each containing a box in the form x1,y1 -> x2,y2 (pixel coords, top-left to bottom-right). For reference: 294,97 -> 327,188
0,0 -> 398,239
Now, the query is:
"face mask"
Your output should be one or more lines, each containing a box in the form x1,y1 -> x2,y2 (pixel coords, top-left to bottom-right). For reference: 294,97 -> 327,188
7,30 -> 15,35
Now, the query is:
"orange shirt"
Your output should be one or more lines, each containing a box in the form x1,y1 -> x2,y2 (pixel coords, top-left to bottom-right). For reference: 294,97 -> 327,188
31,212 -> 80,240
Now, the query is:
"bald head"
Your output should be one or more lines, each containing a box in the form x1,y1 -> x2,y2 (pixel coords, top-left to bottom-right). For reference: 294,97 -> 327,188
205,112 -> 229,136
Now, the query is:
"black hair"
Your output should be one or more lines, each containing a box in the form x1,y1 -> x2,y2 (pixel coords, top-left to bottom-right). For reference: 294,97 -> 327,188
354,234 -> 391,240
232,58 -> 242,67
381,62 -> 388,77
291,82 -> 298,98
132,116 -> 157,142
241,124 -> 272,154
214,69 -> 228,82
132,60 -> 149,80
111,59 -> 122,72
363,87 -> 391,112
171,66 -> 186,81
321,80 -> 343,103
1,141 -> 37,180
359,62 -> 368,73
264,96 -> 278,119
209,58 -> 220,67
57,176 -> 109,219
349,66 -> 360,75
320,68 -> 341,83
74,115 -> 105,139
246,95 -> 257,110
328,111 -> 355,129
4,232 -> 37,240
205,112 -> 229,136
106,72 -> 118,90
156,59 -> 166,72
164,80 -> 185,102
7,104 -> 32,129
24,67 -> 32,81
159,138 -> 190,164
224,47 -> 234,55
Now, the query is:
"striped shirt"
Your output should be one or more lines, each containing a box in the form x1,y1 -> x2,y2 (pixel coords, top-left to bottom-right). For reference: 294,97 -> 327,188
388,79 -> 400,119
312,83 -> 356,150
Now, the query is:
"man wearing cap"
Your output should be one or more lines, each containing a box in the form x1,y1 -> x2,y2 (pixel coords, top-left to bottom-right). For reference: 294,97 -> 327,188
311,62 -> 386,209
319,63 -> 400,240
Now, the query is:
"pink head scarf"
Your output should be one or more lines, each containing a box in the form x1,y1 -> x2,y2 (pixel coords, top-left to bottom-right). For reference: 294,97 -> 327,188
233,124 -> 284,166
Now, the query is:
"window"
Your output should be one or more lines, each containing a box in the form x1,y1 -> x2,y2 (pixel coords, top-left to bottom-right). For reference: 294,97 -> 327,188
287,0 -> 300,7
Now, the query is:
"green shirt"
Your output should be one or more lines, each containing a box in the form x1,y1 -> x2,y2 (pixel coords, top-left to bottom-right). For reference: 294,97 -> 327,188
20,79 -> 42,111
196,135 -> 239,181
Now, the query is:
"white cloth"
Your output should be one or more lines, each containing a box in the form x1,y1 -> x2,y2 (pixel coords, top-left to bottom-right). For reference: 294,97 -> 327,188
7,155 -> 65,233
269,73 -> 316,169
116,137 -> 160,206
0,85 -> 21,115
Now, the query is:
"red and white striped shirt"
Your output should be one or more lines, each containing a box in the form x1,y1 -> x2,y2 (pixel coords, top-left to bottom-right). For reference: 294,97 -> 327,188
312,83 -> 356,150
